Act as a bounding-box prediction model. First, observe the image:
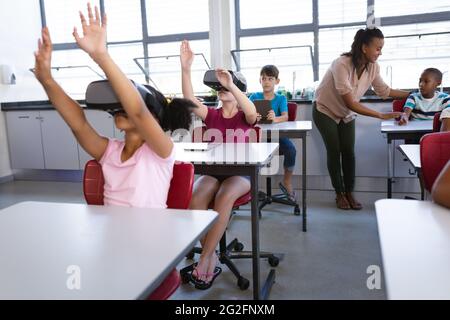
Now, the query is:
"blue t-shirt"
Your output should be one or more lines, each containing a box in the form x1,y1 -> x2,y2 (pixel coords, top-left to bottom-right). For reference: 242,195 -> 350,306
249,92 -> 287,116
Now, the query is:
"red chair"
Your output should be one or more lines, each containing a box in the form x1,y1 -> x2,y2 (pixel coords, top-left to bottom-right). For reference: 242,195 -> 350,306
83,159 -> 195,300
392,98 -> 407,113
183,124 -> 278,290
433,112 -> 442,132
287,101 -> 298,121
420,131 -> 450,193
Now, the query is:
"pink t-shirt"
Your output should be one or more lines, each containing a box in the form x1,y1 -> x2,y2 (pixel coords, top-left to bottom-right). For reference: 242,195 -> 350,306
98,139 -> 175,208
204,107 -> 256,143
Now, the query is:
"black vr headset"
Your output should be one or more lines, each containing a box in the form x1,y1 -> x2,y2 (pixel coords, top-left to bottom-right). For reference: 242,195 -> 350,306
85,80 -> 164,118
203,69 -> 247,92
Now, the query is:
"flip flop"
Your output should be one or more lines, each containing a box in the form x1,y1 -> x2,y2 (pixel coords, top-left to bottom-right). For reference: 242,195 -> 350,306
279,182 -> 297,202
188,262 -> 222,290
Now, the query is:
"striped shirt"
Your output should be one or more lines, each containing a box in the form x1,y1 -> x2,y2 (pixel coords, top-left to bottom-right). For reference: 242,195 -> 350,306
404,91 -> 450,120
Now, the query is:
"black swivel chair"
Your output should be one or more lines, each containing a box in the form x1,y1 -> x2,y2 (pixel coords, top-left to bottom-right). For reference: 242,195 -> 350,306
259,102 -> 301,215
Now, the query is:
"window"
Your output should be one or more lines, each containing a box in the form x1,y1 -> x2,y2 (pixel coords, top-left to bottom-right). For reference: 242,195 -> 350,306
103,0 -> 142,42
146,40 -> 211,95
239,0 -> 312,29
41,0 -> 210,96
378,22 -> 450,89
319,0 -> 367,25
145,0 -> 209,36
374,0 -> 450,18
239,33 -> 314,93
43,0 -> 101,44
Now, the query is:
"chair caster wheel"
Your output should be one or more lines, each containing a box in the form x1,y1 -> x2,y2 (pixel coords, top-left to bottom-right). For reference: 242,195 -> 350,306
234,242 -> 244,252
268,255 -> 280,267
294,206 -> 300,216
237,276 -> 250,290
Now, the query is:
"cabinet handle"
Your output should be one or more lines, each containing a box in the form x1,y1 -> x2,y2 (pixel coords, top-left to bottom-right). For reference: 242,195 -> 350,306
18,116 -> 30,119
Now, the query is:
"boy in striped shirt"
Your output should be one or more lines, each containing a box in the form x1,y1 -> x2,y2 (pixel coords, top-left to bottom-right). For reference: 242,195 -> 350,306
399,68 -> 450,131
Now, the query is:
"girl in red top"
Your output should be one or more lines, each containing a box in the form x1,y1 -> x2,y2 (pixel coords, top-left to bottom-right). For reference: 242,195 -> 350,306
180,40 -> 257,289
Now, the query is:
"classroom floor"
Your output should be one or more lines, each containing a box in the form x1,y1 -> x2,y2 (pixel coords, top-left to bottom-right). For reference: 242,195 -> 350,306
0,180 -> 420,300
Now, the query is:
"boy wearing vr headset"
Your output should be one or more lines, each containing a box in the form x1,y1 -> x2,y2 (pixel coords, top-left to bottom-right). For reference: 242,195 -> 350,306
33,3 -> 195,209
180,40 -> 258,289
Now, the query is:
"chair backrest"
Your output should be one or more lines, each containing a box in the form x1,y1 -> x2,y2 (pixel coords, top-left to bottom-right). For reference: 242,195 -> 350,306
287,102 -> 297,121
433,112 -> 442,132
392,98 -> 407,113
83,160 -> 194,209
420,131 -> 450,192
192,125 -> 261,143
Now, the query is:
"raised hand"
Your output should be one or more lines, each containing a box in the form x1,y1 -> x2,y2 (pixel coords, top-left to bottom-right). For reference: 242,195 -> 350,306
180,40 -> 194,71
379,111 -> 402,120
215,69 -> 233,90
72,3 -> 107,61
34,27 -> 53,84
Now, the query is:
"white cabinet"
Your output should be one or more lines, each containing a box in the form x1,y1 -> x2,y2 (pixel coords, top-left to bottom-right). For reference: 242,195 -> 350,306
5,111 -> 45,169
78,110 -> 115,168
5,109 -> 115,170
40,111 -> 80,170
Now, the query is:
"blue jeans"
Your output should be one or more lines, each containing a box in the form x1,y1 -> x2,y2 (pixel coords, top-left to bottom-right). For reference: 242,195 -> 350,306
279,137 -> 296,171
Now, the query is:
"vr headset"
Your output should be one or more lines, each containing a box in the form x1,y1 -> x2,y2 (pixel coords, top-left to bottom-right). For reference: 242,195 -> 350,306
203,69 -> 247,92
85,80 -> 164,118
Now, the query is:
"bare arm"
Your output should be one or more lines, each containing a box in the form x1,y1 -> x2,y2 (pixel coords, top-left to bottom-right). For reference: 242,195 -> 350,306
180,40 -> 208,120
73,4 -> 173,159
441,118 -> 450,132
389,89 -> 410,100
215,69 -> 257,125
34,27 -> 107,161
267,110 -> 288,123
398,108 -> 412,125
431,161 -> 450,209
341,93 -> 402,120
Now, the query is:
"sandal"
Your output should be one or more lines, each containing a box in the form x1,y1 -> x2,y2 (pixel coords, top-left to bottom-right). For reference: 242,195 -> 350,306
335,193 -> 351,210
345,193 -> 363,210
279,183 -> 297,203
181,262 -> 222,290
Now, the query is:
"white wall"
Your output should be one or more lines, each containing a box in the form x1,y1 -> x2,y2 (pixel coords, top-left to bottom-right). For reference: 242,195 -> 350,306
0,1 -> 48,179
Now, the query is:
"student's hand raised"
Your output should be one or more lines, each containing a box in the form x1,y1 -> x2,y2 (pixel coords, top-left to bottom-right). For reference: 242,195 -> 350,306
73,3 -> 108,62
378,111 -> 403,120
216,69 -> 233,90
180,40 -> 194,71
34,27 -> 53,84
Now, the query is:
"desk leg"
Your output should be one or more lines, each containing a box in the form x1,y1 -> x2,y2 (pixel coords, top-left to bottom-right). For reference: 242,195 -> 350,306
251,166 -> 275,300
302,134 -> 307,232
387,138 -> 393,198
251,167 -> 261,300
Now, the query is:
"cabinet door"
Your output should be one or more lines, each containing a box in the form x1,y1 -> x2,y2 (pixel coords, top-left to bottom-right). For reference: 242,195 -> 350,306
78,110 -> 115,168
5,111 -> 45,169
40,110 -> 80,170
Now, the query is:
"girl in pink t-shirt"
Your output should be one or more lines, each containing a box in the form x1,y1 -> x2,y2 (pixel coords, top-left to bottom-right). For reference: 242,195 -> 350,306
33,4 -> 195,208
180,40 -> 258,289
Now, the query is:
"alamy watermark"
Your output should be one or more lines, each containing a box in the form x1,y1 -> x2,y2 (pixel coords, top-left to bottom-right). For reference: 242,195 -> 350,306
366,265 -> 381,290
66,265 -> 81,290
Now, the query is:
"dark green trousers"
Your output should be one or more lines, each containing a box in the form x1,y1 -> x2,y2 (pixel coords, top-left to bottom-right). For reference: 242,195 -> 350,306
312,103 -> 355,193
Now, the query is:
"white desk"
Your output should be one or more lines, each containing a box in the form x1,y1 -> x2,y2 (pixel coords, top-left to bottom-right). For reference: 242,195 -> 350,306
398,144 -> 423,199
381,120 -> 432,198
175,142 -> 279,300
0,201 -> 217,300
398,144 -> 421,170
375,199 -> 450,299
257,121 -> 312,231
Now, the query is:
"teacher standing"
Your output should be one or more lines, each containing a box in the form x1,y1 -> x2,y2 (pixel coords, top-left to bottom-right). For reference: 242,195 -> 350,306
313,27 -> 408,210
